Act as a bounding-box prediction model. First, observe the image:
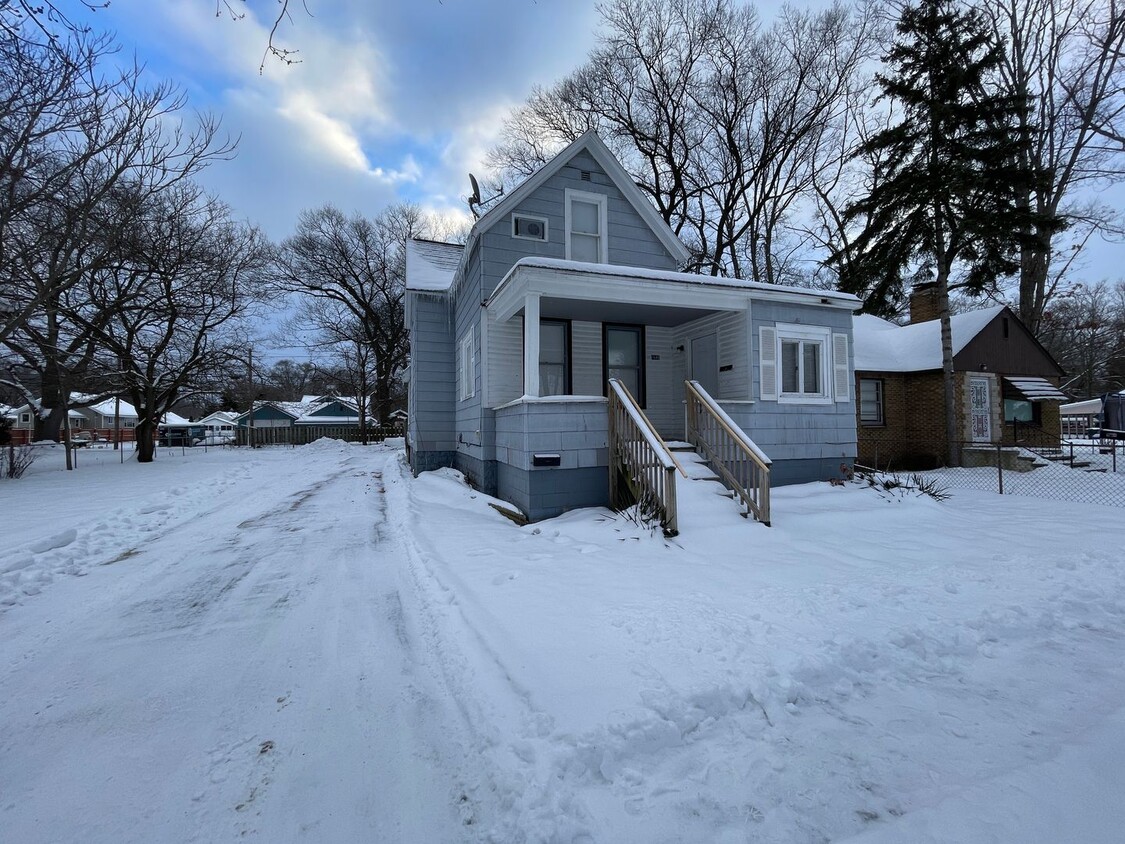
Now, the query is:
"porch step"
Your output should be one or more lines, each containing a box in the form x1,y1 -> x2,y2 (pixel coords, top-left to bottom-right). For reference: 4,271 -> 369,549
673,445 -> 721,481
665,440 -> 697,453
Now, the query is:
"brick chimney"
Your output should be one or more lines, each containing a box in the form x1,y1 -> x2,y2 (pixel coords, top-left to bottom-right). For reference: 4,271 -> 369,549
909,282 -> 941,324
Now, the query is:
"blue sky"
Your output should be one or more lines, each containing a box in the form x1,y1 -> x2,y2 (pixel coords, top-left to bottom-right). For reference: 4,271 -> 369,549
89,0 -> 1124,295
93,0 -> 604,240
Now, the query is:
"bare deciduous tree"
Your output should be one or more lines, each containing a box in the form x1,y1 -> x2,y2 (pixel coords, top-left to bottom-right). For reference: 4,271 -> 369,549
84,185 -> 270,462
982,0 -> 1125,334
275,203 -> 445,425
486,0 -> 882,281
0,27 -> 235,442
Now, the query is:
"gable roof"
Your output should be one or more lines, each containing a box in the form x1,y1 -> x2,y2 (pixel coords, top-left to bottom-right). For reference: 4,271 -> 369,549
854,306 -> 1006,372
461,131 -> 691,285
405,239 -> 464,293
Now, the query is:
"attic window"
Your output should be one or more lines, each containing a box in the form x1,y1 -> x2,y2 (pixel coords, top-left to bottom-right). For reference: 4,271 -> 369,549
512,214 -> 548,242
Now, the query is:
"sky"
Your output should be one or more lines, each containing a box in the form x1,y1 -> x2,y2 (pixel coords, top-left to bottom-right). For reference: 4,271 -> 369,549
83,0 -> 1125,352
92,0 -> 604,240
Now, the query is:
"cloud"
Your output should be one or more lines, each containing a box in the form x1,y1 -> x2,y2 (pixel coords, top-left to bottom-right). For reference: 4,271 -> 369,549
93,0 -> 604,238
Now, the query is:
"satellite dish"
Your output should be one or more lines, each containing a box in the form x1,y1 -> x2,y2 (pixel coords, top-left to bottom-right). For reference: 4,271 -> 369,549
467,173 -> 483,220
466,173 -> 502,220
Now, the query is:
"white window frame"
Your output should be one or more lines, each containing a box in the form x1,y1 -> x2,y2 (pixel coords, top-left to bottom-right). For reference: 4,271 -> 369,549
20,412 -> 31,424
458,328 -> 476,401
859,378 -> 884,426
511,213 -> 549,242
564,188 -> 608,263
774,323 -> 833,405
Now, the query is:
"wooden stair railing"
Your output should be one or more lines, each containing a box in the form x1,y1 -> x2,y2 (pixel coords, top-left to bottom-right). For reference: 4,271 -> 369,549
607,378 -> 679,536
684,379 -> 772,525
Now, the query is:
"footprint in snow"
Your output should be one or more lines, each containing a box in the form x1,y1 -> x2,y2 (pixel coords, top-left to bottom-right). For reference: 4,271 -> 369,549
29,529 -> 78,554
491,572 -> 519,585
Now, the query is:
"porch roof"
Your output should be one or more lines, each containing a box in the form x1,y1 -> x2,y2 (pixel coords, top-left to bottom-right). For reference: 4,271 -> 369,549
487,258 -> 859,325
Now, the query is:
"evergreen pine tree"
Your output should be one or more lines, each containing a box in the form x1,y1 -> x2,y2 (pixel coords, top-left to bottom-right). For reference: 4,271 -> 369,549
834,0 -> 1036,465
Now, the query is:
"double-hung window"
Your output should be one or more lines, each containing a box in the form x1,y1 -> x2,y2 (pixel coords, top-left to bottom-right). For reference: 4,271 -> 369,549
760,323 -> 845,405
539,319 -> 571,396
565,188 -> 608,263
458,329 -> 475,401
859,378 -> 884,426
781,338 -> 823,397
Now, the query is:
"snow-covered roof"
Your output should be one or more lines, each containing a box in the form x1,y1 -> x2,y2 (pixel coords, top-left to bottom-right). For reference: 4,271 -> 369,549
853,306 -> 1005,372
496,257 -> 861,308
1005,377 -> 1068,402
198,411 -> 236,424
1061,398 -> 1103,416
406,239 -> 464,292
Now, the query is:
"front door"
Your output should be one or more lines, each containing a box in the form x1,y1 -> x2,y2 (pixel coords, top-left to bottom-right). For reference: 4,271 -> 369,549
969,377 -> 992,442
691,333 -> 720,397
604,324 -> 645,406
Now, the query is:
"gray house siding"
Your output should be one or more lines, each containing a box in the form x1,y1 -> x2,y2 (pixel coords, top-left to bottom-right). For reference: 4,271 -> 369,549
476,149 -> 680,302
494,399 -> 610,520
730,301 -> 857,484
407,291 -> 456,473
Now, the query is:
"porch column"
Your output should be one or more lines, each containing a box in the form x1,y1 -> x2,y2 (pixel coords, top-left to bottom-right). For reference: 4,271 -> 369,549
523,292 -> 541,397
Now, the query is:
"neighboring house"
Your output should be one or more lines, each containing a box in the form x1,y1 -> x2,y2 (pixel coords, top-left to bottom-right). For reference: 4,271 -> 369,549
233,396 -> 372,428
405,130 -> 859,524
6,395 -> 190,444
853,284 -> 1067,469
198,410 -> 237,438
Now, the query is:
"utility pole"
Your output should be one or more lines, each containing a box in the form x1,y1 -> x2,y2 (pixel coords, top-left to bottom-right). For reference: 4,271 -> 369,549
247,346 -> 255,448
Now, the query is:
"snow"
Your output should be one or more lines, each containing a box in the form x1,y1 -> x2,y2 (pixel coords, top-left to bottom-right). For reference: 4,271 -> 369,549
502,256 -> 861,306
2,443 -> 1125,842
405,238 -> 464,292
854,306 -> 1005,372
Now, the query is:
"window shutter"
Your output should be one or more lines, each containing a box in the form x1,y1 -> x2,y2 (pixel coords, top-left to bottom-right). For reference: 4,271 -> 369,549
470,326 -> 477,398
833,333 -> 850,402
456,336 -> 463,400
759,326 -> 778,401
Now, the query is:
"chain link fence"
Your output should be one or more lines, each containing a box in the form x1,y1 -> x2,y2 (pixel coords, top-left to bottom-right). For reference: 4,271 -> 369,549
858,435 -> 1125,508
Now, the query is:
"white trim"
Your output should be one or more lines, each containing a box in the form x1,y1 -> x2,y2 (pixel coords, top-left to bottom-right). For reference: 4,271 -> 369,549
774,323 -> 833,406
487,259 -> 858,322
523,293 -> 541,397
511,213 -> 549,242
564,188 -> 608,263
489,262 -> 753,324
480,311 -> 490,408
832,333 -> 851,403
462,131 -> 691,277
759,326 -> 778,401
458,328 -> 475,401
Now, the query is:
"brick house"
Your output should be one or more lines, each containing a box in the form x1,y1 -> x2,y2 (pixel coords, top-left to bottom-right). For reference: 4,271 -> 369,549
853,284 -> 1067,469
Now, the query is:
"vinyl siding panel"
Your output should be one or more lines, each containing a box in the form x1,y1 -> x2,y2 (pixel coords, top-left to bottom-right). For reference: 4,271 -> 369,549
672,311 -> 750,401
407,292 -> 456,454
477,149 -> 680,301
741,301 -> 857,467
489,312 -> 524,407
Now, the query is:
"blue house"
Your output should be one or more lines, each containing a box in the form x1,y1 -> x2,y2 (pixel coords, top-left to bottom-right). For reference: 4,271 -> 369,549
405,132 -> 858,530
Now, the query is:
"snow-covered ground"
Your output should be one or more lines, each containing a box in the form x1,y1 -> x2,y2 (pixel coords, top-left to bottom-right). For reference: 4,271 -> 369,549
2,442 -> 1124,842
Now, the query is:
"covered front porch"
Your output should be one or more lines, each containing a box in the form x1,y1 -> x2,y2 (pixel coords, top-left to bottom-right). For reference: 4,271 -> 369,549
483,259 -> 774,526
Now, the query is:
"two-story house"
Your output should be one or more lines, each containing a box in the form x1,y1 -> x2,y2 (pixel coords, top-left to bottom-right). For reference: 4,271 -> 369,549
405,132 -> 859,527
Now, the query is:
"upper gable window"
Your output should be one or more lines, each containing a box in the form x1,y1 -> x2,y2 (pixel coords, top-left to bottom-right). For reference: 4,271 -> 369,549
565,188 -> 608,264
512,213 -> 548,242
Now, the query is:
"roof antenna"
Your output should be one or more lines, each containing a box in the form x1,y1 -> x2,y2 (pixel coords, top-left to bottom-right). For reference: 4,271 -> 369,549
467,173 -> 502,220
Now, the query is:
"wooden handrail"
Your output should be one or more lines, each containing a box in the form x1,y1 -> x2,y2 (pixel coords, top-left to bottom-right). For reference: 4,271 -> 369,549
607,378 -> 678,536
684,379 -> 771,525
